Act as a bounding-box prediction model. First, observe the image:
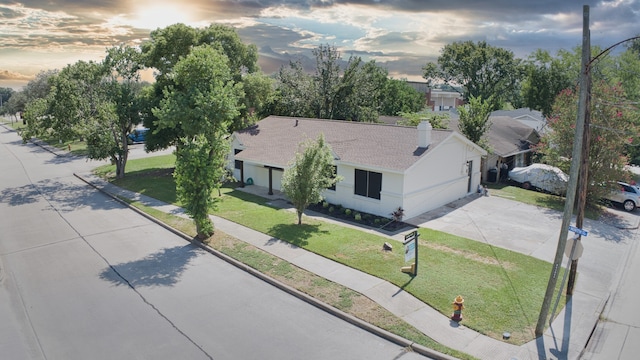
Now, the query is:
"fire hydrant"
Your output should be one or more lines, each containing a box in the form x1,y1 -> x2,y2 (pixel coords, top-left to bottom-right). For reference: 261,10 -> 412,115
451,295 -> 465,322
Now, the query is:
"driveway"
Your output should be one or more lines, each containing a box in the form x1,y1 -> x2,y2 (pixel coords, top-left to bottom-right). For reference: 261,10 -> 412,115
405,192 -> 639,358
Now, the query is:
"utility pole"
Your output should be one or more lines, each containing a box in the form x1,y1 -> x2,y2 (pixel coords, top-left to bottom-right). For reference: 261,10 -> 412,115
535,5 -> 590,337
568,56 -> 591,295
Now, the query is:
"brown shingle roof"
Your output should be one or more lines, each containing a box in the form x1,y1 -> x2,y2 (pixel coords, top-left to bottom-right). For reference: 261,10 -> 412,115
234,116 -> 453,172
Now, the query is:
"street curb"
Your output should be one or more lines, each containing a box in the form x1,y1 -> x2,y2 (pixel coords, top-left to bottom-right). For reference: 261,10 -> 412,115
73,173 -> 457,360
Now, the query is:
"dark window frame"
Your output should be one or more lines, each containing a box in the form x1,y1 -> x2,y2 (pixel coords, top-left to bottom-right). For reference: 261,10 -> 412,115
354,169 -> 382,200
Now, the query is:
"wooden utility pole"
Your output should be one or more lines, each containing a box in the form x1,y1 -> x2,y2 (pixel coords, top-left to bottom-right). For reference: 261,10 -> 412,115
568,60 -> 591,295
535,5 -> 590,337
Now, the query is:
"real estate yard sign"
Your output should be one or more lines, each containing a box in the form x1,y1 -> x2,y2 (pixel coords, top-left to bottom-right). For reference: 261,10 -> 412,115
404,231 -> 416,262
403,230 -> 418,276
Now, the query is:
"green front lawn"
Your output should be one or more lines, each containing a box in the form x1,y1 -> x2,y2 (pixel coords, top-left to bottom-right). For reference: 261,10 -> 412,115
96,157 -> 565,344
487,182 -> 601,219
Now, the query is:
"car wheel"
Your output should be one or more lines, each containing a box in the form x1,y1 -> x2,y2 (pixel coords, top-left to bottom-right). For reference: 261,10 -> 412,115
623,200 -> 636,212
522,182 -> 532,190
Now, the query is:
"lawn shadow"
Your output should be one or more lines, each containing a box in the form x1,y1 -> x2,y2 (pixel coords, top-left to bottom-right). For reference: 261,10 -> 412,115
267,222 -> 328,247
100,244 -> 199,288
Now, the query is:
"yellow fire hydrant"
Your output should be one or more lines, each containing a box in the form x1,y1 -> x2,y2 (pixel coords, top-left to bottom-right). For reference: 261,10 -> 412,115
451,295 -> 464,322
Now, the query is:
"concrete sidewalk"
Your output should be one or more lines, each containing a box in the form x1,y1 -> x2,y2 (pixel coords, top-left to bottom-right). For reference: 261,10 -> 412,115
76,171 -> 638,360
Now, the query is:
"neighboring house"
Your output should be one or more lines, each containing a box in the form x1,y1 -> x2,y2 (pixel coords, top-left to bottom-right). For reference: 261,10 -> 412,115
448,114 -> 541,183
491,108 -> 548,134
230,116 -> 486,220
427,88 -> 465,111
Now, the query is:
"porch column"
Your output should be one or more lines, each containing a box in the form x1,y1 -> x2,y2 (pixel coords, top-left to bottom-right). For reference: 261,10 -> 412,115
240,161 -> 245,187
268,167 -> 273,195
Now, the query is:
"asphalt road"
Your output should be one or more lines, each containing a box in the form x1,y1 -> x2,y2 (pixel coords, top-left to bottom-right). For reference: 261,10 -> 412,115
0,125 -> 429,360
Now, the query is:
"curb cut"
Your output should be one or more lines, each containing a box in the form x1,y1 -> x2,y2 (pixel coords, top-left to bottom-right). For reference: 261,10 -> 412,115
73,173 -> 457,360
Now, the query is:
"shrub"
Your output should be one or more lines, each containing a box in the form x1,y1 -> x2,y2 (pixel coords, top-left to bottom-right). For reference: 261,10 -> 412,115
345,209 -> 352,216
322,201 -> 329,208
329,206 -> 335,213
354,212 -> 362,221
374,218 -> 381,224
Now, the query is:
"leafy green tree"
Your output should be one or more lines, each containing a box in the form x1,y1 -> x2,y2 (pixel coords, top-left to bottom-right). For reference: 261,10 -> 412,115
23,70 -> 58,103
332,57 -> 388,121
238,71 -> 275,124
312,44 -> 343,119
153,45 -> 240,238
141,23 -> 259,152
398,110 -> 449,129
538,81 -> 639,203
619,41 -> 640,164
273,44 -> 422,122
0,87 -> 14,114
520,49 -> 574,117
456,96 -> 493,149
423,41 -> 521,110
21,46 -> 144,179
380,78 -> 425,116
4,91 -> 26,121
22,60 -> 110,143
281,134 -> 339,225
272,59 -> 314,117
90,44 -> 145,178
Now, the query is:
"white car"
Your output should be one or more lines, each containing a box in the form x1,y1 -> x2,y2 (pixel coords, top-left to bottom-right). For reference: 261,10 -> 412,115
508,164 -> 568,196
603,181 -> 640,212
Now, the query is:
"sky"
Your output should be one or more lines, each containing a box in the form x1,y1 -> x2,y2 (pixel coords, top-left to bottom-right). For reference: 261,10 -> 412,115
1,0 -> 639,90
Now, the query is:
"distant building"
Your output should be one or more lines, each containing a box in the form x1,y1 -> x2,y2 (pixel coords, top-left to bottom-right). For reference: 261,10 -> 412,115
427,89 -> 465,111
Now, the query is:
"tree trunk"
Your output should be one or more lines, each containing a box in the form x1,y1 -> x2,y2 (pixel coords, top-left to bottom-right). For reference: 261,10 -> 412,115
297,211 -> 303,225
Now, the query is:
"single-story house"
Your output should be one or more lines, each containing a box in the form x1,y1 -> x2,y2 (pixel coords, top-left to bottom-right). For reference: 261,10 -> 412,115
491,108 -> 548,134
448,113 -> 541,183
230,116 -> 486,220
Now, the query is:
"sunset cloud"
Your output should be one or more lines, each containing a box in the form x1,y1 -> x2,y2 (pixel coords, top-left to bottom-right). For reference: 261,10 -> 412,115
1,1 -> 638,90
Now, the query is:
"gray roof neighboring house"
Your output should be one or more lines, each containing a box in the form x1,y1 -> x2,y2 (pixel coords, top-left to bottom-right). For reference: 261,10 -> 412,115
233,116 -> 458,173
448,115 -> 539,157
491,108 -> 547,133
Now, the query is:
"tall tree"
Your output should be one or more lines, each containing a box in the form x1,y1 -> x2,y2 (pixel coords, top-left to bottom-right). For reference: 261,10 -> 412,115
0,87 -> 13,113
273,44 -> 422,122
380,78 -> 425,116
238,71 -> 275,124
91,44 -> 145,179
272,59 -> 315,117
423,41 -> 521,110
153,45 -> 241,238
22,60 -> 110,143
520,49 -> 574,117
21,46 -> 144,179
281,134 -> 339,225
312,44 -> 342,119
456,96 -> 493,150
140,23 -> 259,152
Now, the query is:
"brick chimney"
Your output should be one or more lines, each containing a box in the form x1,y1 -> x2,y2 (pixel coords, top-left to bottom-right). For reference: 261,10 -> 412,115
418,120 -> 432,148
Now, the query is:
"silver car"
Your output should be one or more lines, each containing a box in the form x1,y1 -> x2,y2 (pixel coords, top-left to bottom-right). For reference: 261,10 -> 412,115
603,181 -> 640,212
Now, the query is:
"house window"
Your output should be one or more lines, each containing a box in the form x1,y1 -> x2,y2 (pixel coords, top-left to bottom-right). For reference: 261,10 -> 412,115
328,165 -> 337,191
234,149 -> 242,169
354,169 -> 382,200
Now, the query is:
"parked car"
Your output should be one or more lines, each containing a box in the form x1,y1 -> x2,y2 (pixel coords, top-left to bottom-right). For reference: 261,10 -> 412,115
603,181 -> 640,212
128,126 -> 149,143
508,164 -> 568,196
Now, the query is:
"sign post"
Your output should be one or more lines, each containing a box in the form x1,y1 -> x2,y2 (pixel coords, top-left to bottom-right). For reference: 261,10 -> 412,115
402,230 -> 419,276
